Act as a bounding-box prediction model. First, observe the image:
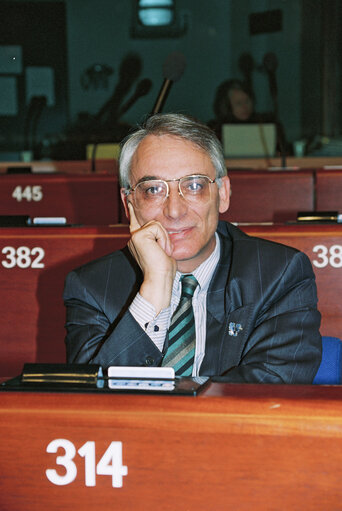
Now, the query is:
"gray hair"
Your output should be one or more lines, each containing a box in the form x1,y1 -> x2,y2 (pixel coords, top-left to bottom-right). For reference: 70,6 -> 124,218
119,113 -> 227,189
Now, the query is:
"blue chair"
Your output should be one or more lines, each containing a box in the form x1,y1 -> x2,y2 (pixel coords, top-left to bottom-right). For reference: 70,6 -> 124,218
313,336 -> 342,384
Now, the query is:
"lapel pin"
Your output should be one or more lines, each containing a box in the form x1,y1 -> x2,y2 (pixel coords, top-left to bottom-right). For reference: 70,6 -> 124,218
228,322 -> 243,337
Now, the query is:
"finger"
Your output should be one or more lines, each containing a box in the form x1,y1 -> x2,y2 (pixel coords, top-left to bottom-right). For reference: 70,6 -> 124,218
146,221 -> 173,257
154,223 -> 173,256
133,220 -> 169,256
127,238 -> 140,265
128,202 -> 141,233
164,236 -> 174,257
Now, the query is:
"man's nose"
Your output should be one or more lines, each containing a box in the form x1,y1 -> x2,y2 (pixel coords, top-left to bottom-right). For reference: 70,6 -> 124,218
163,183 -> 187,218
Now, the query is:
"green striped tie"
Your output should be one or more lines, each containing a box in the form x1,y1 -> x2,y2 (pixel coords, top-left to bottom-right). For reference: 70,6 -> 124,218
162,275 -> 198,376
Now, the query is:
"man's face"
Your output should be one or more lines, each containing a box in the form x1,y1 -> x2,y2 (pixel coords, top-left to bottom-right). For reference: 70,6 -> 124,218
121,134 -> 230,273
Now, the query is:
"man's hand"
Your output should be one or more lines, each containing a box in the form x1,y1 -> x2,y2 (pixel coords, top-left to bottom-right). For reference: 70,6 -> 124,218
128,202 -> 176,313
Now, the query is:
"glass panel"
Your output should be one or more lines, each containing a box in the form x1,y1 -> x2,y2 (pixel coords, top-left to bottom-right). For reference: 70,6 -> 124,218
139,0 -> 173,6
138,8 -> 173,27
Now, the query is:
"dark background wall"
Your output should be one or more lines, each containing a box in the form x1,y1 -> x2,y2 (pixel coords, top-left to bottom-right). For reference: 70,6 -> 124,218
66,0 -> 232,129
0,0 -> 339,159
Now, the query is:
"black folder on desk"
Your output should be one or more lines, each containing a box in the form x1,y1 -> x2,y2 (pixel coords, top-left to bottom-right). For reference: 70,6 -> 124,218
1,363 -> 210,396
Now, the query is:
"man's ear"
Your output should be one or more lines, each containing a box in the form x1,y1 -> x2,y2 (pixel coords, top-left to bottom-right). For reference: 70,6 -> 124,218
218,176 -> 231,214
120,188 -> 130,219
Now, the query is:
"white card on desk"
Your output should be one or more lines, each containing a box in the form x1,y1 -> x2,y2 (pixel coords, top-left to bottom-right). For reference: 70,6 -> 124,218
108,366 -> 175,379
107,366 -> 175,391
32,217 -> 67,225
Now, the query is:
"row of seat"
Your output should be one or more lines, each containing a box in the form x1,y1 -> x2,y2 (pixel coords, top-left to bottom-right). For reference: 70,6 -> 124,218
0,224 -> 341,378
1,168 -> 342,225
1,164 -> 342,383
0,158 -> 119,174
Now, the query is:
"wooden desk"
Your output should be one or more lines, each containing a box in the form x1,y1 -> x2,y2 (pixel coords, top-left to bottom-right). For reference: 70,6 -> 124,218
242,224 -> 342,338
5,165 -> 342,226
223,170 -> 314,223
0,173 -> 121,225
0,159 -> 118,174
0,226 -> 129,376
2,155 -> 342,172
0,383 -> 342,510
316,169 -> 342,212
226,155 -> 342,169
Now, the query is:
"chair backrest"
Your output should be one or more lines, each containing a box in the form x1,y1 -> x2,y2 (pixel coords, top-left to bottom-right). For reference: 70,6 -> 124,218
313,336 -> 342,384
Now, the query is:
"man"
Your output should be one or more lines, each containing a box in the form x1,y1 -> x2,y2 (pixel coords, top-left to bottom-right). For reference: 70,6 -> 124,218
63,113 -> 321,383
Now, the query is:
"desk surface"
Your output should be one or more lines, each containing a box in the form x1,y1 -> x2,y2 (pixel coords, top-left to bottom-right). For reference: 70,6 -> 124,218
225,170 -> 314,223
226,155 -> 342,169
0,159 -> 118,174
2,155 -> 342,171
0,382 -> 342,510
0,173 -> 121,225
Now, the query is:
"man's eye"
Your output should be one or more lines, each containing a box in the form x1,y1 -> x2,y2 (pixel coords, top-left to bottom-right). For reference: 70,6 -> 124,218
147,186 -> 160,195
143,183 -> 164,196
184,180 -> 204,193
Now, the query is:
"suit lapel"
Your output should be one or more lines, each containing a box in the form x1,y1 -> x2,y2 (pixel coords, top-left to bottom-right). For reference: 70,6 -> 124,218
200,231 -> 253,376
200,233 -> 231,375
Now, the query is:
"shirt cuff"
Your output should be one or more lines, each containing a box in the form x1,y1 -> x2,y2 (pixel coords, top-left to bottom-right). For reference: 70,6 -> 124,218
129,293 -> 170,352
129,293 -> 156,328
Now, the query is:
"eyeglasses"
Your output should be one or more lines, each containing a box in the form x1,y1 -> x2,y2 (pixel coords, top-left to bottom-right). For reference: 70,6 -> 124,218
125,174 -> 217,210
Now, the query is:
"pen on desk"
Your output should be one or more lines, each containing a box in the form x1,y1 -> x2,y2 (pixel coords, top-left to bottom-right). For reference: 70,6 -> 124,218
232,222 -> 274,226
296,211 -> 342,223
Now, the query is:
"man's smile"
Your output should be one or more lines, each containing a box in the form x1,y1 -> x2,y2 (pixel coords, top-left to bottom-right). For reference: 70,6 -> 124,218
167,227 -> 193,237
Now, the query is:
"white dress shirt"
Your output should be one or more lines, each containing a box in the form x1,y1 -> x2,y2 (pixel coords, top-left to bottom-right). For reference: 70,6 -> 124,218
129,233 -> 221,375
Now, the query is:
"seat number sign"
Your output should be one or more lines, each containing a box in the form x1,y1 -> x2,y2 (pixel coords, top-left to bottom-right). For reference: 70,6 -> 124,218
312,245 -> 342,268
46,439 -> 128,488
12,185 -> 43,202
1,245 -> 341,270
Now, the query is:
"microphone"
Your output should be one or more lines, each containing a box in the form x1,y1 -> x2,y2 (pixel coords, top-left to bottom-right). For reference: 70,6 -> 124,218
95,53 -> 142,123
263,52 -> 278,99
118,78 -> 152,117
238,52 -> 254,91
151,52 -> 186,115
31,96 -> 47,149
24,95 -> 47,151
262,52 -> 286,167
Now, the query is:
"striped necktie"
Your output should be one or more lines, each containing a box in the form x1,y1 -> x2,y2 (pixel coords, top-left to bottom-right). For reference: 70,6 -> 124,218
162,274 -> 198,376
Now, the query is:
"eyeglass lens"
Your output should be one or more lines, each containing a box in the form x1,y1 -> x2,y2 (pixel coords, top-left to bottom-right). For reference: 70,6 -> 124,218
132,175 -> 212,209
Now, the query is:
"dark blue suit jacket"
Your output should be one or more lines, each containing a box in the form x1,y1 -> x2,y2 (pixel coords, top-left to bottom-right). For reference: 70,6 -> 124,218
63,221 -> 322,383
